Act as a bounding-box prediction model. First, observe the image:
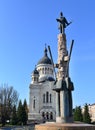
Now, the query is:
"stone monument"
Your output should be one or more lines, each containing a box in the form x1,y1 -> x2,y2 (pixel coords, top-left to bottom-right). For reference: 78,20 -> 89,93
35,12 -> 95,130
53,11 -> 74,123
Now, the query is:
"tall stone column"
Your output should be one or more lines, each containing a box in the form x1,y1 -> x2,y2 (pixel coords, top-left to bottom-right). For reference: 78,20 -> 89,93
57,33 -> 68,79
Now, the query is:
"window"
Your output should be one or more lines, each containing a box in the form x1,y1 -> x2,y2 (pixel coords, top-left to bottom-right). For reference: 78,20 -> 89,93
33,97 -> 35,109
50,94 -> 52,103
43,94 -> 45,103
46,91 -> 49,103
42,68 -> 44,74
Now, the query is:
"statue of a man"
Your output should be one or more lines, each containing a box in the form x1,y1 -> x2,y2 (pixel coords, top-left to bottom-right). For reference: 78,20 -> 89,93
56,12 -> 72,34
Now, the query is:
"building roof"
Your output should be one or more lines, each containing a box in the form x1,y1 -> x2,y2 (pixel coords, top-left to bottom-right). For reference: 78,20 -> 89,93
37,47 -> 52,65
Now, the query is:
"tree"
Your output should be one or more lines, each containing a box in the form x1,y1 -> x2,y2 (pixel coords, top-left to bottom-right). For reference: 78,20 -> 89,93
17,99 -> 28,125
21,104 -> 27,125
74,106 -> 83,122
0,84 -> 19,126
11,105 -> 18,125
17,100 -> 23,125
22,99 -> 28,125
83,103 -> 91,124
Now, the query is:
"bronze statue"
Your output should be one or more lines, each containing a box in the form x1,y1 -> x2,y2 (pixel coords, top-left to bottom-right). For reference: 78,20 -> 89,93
56,12 -> 72,34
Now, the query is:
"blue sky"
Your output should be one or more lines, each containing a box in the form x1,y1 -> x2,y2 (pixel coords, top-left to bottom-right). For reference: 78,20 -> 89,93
0,0 -> 95,107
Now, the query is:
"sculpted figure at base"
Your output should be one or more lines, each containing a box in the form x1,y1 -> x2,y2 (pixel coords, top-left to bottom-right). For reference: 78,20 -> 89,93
54,76 -> 74,123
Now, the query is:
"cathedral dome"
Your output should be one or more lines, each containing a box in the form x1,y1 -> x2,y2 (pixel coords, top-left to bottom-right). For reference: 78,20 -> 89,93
37,47 -> 52,65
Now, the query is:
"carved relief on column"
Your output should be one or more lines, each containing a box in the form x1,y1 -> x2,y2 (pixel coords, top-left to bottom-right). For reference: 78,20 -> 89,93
57,33 -> 68,79
57,34 -> 68,64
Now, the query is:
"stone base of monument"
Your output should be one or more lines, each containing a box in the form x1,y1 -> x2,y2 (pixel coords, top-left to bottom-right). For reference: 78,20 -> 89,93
35,122 -> 95,130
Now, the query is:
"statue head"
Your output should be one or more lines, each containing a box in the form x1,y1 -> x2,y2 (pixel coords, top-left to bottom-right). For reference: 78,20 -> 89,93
60,12 -> 63,17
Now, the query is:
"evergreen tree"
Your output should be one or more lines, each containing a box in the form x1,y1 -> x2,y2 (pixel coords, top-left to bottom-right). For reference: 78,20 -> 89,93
21,104 -> 27,125
17,99 -> 28,125
23,99 -> 28,125
11,105 -> 18,125
17,100 -> 23,125
83,103 -> 91,124
74,106 -> 83,122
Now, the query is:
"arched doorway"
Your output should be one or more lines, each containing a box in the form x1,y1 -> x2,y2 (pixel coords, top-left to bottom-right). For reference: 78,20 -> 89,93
42,112 -> 45,119
50,112 -> 53,120
46,112 -> 49,120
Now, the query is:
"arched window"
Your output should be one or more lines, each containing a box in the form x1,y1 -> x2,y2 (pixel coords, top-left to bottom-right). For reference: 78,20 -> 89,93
46,91 -> 49,103
42,68 -> 44,74
50,94 -> 52,103
45,68 -> 47,74
33,99 -> 35,109
43,94 -> 45,103
47,68 -> 49,74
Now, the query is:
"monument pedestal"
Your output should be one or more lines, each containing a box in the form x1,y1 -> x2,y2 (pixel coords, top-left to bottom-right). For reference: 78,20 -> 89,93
35,122 -> 95,130
56,116 -> 73,123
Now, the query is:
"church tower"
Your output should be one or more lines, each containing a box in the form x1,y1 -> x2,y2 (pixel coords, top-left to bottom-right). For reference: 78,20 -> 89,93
31,67 -> 39,84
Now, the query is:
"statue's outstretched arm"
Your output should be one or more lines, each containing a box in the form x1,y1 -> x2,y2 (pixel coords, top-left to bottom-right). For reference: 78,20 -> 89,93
64,17 -> 69,25
56,18 -> 61,23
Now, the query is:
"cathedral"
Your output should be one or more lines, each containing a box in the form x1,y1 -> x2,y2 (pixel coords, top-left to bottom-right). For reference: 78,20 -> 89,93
28,46 -> 56,122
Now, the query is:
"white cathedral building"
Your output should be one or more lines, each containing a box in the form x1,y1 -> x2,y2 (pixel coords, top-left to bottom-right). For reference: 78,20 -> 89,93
28,47 -> 56,122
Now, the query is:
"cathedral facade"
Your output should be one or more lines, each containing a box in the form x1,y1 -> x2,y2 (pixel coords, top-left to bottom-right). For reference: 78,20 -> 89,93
28,47 -> 56,122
